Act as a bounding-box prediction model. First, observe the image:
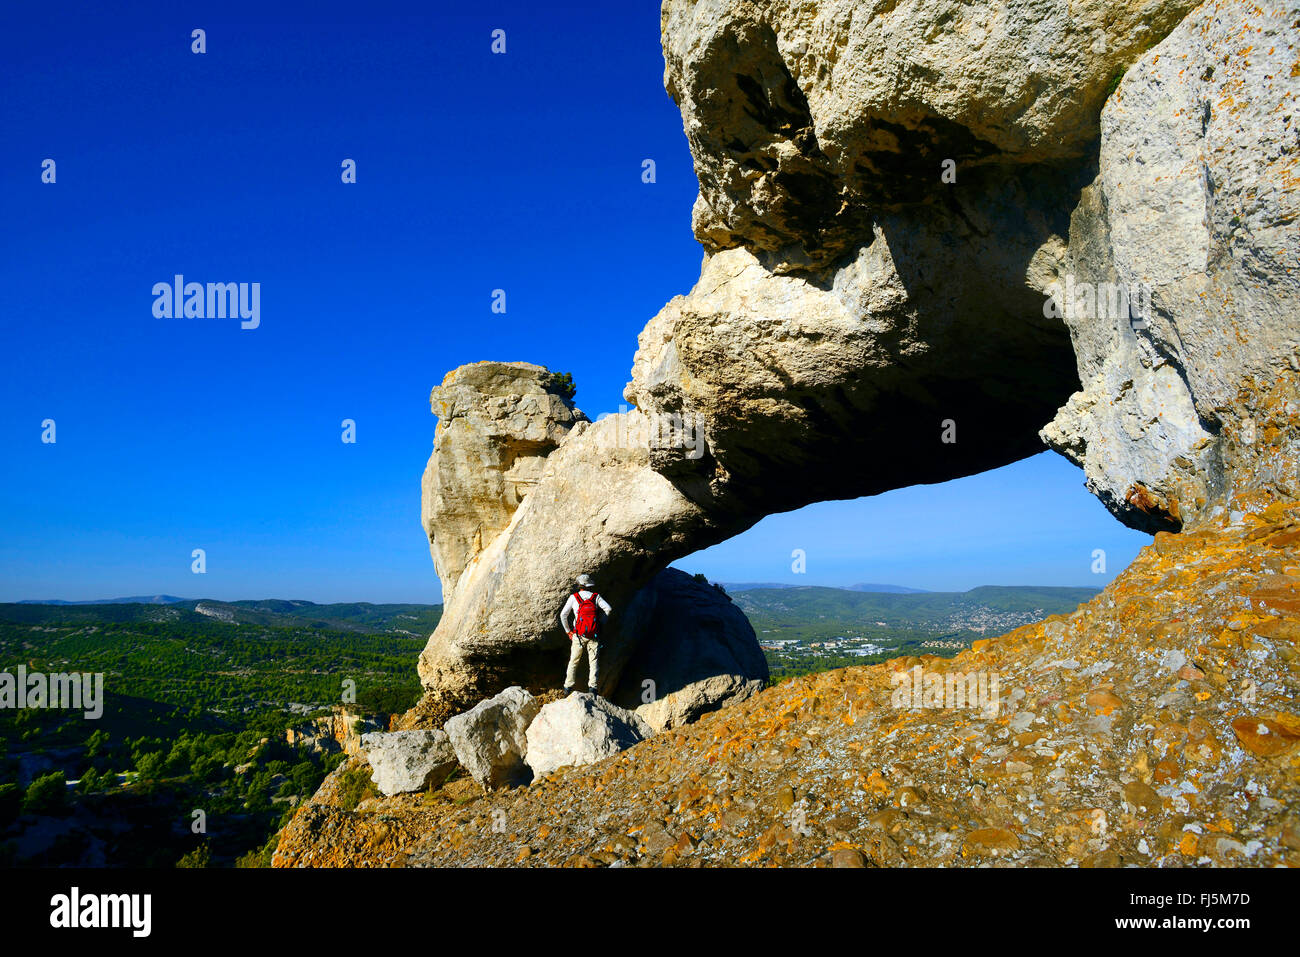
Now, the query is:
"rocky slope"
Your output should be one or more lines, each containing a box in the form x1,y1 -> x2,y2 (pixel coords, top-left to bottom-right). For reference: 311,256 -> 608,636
274,502 -> 1299,867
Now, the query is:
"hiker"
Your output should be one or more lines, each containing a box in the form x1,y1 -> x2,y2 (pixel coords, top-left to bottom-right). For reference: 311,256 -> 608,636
560,573 -> 612,695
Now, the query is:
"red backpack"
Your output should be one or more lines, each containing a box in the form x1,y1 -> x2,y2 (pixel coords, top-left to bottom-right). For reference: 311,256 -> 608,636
573,591 -> 600,639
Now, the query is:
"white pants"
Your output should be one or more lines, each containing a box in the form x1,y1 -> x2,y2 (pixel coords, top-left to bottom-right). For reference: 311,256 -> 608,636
565,636 -> 600,690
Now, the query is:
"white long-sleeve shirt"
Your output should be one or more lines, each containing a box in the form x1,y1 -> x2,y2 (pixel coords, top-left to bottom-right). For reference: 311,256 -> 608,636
560,589 -> 612,634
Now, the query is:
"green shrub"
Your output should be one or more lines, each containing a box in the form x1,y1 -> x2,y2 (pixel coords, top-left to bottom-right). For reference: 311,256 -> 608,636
133,750 -> 165,780
77,767 -> 103,794
335,764 -> 378,812
542,371 -> 577,402
1103,65 -> 1127,100
85,729 -> 109,758
235,835 -> 278,868
21,771 -> 68,815
175,842 -> 210,868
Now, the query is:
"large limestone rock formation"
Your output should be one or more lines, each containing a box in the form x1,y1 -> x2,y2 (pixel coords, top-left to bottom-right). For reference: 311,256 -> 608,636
285,706 -> 385,756
1040,0 -> 1300,531
414,0 -> 1298,706
660,0 -> 1197,268
422,361 -> 586,604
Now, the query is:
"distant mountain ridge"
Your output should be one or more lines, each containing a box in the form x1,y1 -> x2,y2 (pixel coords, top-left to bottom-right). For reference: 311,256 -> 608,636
17,595 -> 189,605
0,599 -> 443,636
846,583 -> 930,593
720,581 -> 929,593
731,584 -> 1102,638
6,585 -> 1099,641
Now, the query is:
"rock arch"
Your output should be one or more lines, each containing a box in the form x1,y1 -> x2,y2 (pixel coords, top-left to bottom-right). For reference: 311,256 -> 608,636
417,0 -> 1299,707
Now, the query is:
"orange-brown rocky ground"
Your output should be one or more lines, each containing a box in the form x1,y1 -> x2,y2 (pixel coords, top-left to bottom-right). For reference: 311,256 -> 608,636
273,503 -> 1300,868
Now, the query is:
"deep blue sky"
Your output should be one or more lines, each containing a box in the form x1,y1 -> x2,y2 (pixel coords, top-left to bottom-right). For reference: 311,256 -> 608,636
0,1 -> 1149,603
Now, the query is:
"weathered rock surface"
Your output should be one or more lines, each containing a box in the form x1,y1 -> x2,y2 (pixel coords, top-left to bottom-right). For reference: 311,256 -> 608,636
661,0 -> 1197,268
524,693 -> 654,779
611,568 -> 768,731
285,706 -> 385,756
274,504 -> 1300,868
1040,0 -> 1300,532
421,361 -> 586,604
360,730 -> 458,796
443,686 -> 540,790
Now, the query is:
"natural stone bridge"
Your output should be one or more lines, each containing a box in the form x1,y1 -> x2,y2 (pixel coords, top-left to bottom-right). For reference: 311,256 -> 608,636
415,0 -> 1299,709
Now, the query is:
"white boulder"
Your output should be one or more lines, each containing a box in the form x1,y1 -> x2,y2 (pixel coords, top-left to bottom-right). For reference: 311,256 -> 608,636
525,693 -> 653,779
360,729 -> 458,796
444,686 -> 540,790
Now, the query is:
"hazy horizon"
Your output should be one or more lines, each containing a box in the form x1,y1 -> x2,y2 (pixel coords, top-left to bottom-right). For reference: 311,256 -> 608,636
9,577 -> 1106,606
